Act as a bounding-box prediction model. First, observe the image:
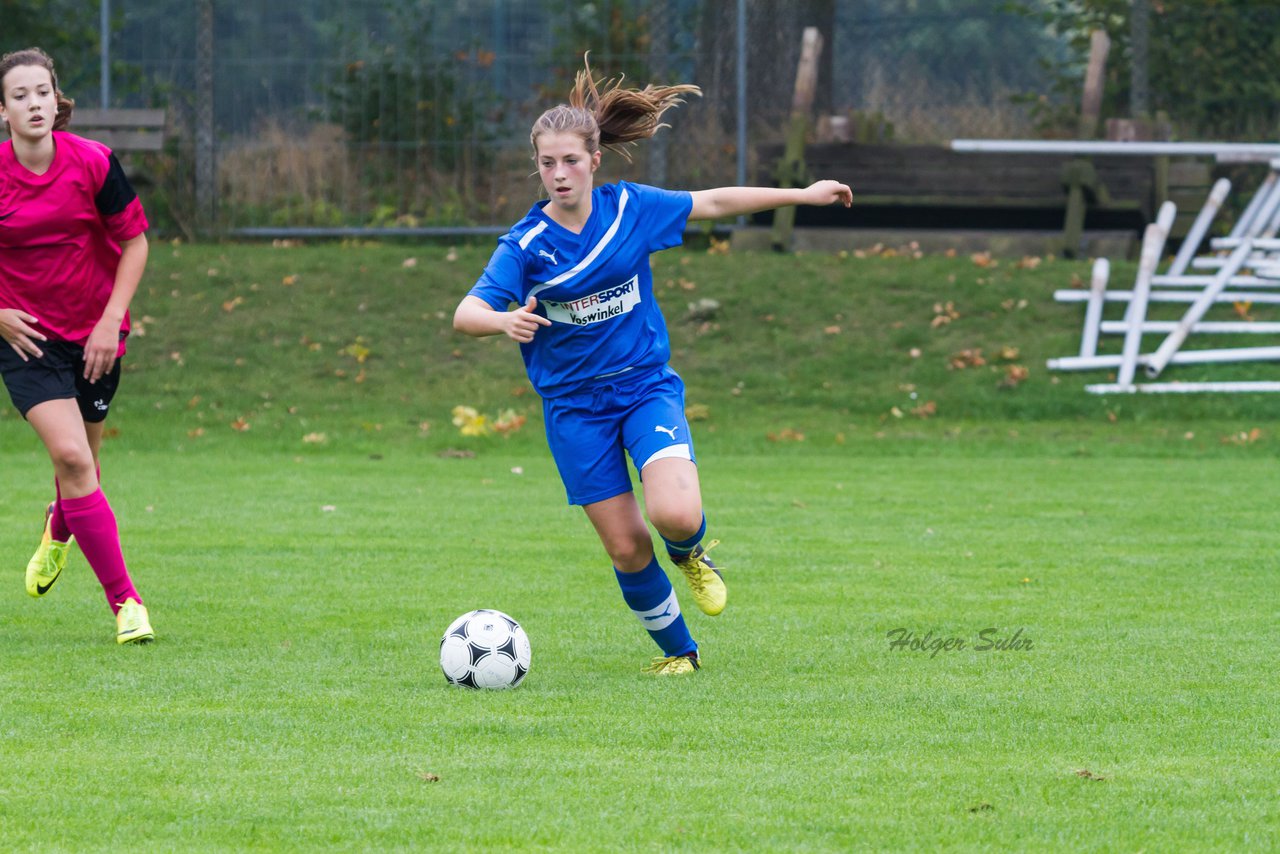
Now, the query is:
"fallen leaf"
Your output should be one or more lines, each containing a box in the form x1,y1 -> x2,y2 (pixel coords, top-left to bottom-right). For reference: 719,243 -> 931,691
948,348 -> 986,370
402,256 -> 418,268
999,364 -> 1030,388
766,427 -> 806,442
492,409 -> 527,436
1074,769 -> 1106,781
452,405 -> 489,437
302,432 -> 327,444
685,403 -> 711,421
912,400 -> 937,418
340,338 -> 371,363
222,296 -> 244,312
1221,428 -> 1263,445
282,274 -> 298,286
931,301 -> 961,328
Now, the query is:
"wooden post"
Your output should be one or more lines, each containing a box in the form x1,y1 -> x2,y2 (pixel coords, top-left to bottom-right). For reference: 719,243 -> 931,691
1062,29 -> 1110,257
1078,29 -> 1110,140
770,27 -> 823,252
1061,158 -> 1101,257
195,0 -> 216,235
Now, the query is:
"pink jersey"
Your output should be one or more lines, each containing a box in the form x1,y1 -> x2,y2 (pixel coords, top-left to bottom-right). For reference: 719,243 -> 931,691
0,130 -> 149,356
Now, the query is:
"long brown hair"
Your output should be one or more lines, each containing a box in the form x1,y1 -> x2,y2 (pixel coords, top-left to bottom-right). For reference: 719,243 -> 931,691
531,55 -> 700,162
0,47 -> 75,132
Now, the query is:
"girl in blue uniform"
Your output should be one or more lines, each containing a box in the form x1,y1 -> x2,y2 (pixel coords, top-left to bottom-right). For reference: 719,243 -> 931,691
455,61 -> 851,675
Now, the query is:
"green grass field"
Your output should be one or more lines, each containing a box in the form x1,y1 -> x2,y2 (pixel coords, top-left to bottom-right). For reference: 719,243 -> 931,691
1,243 -> 1277,850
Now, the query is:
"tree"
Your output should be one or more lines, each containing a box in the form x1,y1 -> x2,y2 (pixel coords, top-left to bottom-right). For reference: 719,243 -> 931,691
1018,0 -> 1280,139
696,0 -> 836,135
1,0 -> 107,104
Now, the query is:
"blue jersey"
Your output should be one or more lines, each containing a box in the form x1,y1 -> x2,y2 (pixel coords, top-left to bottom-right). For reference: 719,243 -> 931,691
469,180 -> 692,398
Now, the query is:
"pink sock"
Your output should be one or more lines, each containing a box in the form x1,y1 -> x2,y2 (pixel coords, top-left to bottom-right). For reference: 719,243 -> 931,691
60,488 -> 140,614
50,479 -> 73,542
52,465 -> 99,542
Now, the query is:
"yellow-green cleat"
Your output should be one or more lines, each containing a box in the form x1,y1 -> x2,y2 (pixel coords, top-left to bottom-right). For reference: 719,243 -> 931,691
672,540 -> 726,616
26,503 -> 74,598
642,651 -> 700,676
116,598 -> 155,645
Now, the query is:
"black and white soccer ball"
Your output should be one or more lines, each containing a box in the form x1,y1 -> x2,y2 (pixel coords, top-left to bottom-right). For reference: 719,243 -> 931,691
439,609 -> 531,689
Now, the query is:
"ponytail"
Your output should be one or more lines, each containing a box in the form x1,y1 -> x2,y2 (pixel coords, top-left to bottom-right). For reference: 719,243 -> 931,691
531,55 -> 700,161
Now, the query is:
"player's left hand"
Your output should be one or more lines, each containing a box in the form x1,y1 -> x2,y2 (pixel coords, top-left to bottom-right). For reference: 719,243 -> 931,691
84,316 -> 120,383
804,179 -> 853,208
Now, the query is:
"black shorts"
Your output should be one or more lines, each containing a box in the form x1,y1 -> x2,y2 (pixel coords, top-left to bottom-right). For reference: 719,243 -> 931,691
0,339 -> 123,422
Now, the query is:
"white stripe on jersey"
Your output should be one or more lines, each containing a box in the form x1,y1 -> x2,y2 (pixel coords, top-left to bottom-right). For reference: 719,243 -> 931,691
517,220 -> 548,249
631,587 -> 681,631
528,188 -> 631,299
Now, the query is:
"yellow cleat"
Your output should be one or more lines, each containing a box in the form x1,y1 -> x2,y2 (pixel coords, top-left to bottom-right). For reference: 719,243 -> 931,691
26,503 -> 74,598
642,652 -> 701,676
672,540 -> 726,616
116,598 -> 155,645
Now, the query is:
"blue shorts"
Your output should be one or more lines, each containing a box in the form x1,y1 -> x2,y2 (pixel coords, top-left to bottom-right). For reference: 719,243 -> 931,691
543,366 -> 697,505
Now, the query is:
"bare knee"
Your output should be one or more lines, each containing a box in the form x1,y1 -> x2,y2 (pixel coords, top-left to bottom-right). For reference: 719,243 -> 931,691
648,504 -> 702,542
601,530 -> 653,570
47,442 -> 95,483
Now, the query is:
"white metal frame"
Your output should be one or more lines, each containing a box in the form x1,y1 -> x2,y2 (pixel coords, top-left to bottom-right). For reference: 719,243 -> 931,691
1039,158 -> 1280,393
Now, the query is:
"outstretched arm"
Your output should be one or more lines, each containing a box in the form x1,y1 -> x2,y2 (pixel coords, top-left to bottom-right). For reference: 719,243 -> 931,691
454,294 -> 551,343
688,179 -> 852,222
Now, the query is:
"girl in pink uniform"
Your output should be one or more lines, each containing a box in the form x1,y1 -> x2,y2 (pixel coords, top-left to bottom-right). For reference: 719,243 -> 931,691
0,48 -> 154,644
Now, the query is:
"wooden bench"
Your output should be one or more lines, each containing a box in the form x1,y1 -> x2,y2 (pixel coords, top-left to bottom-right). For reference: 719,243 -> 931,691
71,108 -> 166,153
758,142 -> 1211,255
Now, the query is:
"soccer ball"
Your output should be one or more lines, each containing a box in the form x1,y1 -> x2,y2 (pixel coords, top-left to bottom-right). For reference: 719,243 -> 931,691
439,609 -> 531,689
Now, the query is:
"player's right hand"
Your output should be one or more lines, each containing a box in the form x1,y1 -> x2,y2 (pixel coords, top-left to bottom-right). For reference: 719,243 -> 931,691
0,308 -> 46,360
504,296 -> 552,343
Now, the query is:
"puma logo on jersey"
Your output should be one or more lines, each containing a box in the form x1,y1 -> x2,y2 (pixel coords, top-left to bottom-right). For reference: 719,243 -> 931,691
537,248 -> 559,265
655,425 -> 679,440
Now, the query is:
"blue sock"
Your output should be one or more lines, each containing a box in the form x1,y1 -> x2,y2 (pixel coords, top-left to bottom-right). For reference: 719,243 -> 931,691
662,514 -> 706,560
615,556 -> 697,658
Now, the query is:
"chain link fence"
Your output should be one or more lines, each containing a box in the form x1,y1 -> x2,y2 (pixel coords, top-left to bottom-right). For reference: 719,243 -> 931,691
42,1 -> 1278,235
